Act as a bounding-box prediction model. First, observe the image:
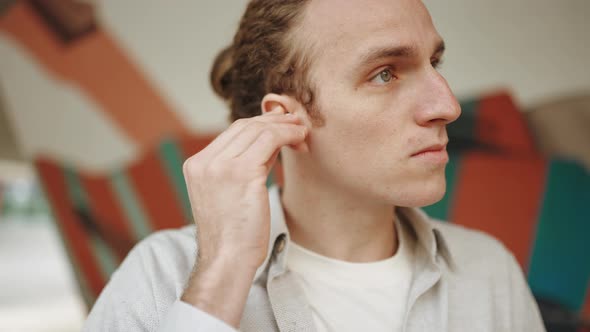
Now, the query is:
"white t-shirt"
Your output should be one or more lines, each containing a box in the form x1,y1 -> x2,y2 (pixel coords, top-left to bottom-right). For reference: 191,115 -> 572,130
286,218 -> 415,332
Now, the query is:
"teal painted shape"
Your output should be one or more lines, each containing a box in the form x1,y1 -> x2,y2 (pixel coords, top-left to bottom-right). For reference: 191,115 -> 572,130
87,231 -> 121,279
64,167 -> 89,208
426,97 -> 479,220
109,170 -> 152,240
266,169 -> 276,188
527,159 -> 590,311
63,167 -> 119,280
422,152 -> 461,222
158,139 -> 193,224
448,98 -> 479,144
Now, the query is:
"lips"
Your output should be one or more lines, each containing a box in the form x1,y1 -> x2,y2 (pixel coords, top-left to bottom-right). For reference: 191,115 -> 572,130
411,142 -> 448,157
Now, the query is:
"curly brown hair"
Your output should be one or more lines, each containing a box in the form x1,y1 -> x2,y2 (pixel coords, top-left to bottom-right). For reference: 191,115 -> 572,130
210,0 -> 323,124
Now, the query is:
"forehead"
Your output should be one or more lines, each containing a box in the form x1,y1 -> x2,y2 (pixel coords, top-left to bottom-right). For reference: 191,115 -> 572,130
299,0 -> 441,65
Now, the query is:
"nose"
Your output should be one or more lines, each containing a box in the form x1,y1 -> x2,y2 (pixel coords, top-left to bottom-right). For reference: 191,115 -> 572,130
414,69 -> 461,127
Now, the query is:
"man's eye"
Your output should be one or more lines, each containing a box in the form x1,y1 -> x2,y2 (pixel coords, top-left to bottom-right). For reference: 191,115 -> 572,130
370,69 -> 395,84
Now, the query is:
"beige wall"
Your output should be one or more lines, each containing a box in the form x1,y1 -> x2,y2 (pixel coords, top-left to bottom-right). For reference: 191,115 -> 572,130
424,0 -> 590,106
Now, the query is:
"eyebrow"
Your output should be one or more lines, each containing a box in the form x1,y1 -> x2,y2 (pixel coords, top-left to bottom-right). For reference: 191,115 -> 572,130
356,39 -> 446,68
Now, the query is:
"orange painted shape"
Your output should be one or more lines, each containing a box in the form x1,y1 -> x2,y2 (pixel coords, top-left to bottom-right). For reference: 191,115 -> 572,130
79,173 -> 135,261
127,151 -> 187,231
476,92 -> 538,155
35,158 -> 106,298
0,2 -> 189,147
450,152 -> 547,270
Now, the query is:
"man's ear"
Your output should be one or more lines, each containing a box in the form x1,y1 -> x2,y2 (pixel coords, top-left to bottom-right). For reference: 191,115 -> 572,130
261,93 -> 287,114
261,93 -> 310,152
261,93 -> 305,114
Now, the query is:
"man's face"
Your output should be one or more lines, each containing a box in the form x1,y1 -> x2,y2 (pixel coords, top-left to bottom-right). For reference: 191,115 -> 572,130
295,0 -> 461,207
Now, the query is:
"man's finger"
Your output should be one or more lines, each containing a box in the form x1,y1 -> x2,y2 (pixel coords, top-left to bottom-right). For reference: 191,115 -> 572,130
218,122 -> 307,160
200,113 -> 301,158
238,124 -> 308,166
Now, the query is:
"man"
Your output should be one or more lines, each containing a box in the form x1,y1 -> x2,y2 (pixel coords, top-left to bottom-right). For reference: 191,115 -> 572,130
84,0 -> 545,331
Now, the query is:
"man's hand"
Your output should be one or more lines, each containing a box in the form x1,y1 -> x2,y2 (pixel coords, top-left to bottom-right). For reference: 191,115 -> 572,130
180,108 -> 308,327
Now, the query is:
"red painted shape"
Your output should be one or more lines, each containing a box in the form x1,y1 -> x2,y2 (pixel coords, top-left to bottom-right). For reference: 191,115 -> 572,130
178,134 -> 217,159
581,282 -> 590,322
476,92 -> 538,155
450,151 -> 547,270
79,173 -> 135,261
126,150 -> 186,230
34,158 -> 105,299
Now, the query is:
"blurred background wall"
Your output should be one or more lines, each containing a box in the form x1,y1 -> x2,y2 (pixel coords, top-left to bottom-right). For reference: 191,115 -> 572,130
0,1 -> 588,331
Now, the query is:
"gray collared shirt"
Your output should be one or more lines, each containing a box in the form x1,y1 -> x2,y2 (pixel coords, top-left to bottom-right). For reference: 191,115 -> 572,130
84,186 -> 546,331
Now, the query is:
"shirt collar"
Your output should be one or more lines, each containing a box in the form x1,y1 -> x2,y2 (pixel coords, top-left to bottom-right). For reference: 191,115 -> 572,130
254,185 -> 455,281
395,206 -> 455,270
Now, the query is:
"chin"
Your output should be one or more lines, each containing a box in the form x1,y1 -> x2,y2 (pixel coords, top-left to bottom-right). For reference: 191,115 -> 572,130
384,174 -> 447,208
414,185 -> 446,207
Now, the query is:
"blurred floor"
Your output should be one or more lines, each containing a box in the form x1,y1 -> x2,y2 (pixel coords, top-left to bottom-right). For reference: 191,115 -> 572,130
0,215 -> 85,332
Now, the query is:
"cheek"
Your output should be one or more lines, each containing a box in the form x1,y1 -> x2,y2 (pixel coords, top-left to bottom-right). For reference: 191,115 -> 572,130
310,95 -> 409,173
309,74 -> 426,173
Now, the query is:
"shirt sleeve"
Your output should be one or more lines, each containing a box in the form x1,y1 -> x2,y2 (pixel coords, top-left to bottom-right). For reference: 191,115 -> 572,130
82,232 -> 238,332
506,252 -> 547,332
157,300 -> 237,332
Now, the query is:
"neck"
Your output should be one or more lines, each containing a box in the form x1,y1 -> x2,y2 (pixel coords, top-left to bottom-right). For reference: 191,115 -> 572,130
280,160 -> 398,263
